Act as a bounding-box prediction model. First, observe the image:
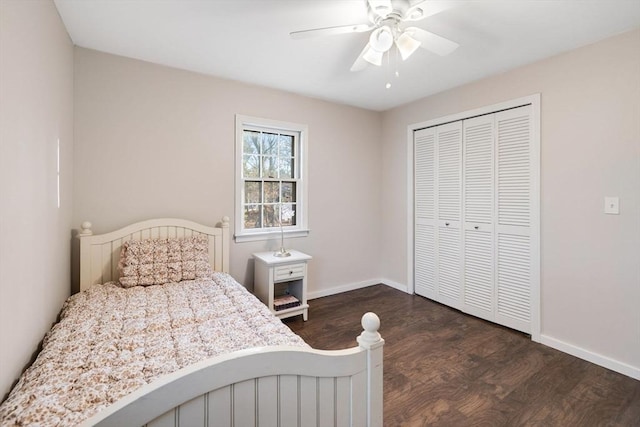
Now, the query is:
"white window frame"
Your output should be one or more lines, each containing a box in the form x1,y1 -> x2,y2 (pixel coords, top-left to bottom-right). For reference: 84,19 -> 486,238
234,114 -> 309,243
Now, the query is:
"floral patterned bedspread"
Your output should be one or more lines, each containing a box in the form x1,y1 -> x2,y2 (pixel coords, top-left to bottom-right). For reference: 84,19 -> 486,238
0,273 -> 307,426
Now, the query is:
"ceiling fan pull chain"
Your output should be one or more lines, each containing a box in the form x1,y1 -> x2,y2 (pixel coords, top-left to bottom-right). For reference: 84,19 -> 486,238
395,45 -> 400,78
386,50 -> 392,89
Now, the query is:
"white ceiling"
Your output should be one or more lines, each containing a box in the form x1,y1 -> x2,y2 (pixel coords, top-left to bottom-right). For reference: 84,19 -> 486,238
54,0 -> 640,111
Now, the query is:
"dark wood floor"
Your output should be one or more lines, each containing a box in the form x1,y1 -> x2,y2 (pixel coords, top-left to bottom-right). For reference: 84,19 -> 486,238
285,285 -> 640,426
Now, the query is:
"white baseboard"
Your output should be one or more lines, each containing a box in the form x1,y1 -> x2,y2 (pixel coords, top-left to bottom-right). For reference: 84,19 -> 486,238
380,278 -> 410,294
307,279 -> 380,300
307,278 -> 410,300
540,334 -> 640,380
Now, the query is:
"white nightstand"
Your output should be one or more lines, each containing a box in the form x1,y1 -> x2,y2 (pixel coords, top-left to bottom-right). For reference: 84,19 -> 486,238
253,250 -> 312,321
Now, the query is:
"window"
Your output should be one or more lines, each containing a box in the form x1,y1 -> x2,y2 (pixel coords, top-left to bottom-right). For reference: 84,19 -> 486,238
235,115 -> 309,242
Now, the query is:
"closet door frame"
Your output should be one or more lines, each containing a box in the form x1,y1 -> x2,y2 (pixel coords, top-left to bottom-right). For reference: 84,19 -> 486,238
407,94 -> 541,342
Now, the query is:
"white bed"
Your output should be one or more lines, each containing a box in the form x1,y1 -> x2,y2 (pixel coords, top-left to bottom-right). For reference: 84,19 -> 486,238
1,217 -> 384,427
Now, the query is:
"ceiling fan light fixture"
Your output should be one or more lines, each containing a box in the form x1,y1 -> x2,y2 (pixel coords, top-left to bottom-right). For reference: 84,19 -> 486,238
369,26 -> 394,53
396,31 -> 421,60
363,47 -> 384,66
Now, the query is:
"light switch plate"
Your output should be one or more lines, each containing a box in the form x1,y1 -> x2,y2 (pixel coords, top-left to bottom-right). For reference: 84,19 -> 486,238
604,196 -> 619,214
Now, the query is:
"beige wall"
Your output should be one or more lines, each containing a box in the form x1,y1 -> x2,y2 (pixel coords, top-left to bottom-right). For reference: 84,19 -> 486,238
73,48 -> 383,296
381,29 -> 640,375
0,0 -> 74,397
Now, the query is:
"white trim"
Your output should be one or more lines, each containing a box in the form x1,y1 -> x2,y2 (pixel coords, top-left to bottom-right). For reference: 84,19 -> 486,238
406,124 -> 415,295
307,279 -> 409,300
307,279 -> 380,300
540,334 -> 640,380
529,94 -> 541,342
234,228 -> 310,243
380,278 -> 410,294
410,94 -> 541,130
407,94 -> 541,340
234,114 -> 309,242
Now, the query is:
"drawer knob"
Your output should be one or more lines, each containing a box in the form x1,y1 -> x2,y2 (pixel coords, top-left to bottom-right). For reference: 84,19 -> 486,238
289,270 -> 293,275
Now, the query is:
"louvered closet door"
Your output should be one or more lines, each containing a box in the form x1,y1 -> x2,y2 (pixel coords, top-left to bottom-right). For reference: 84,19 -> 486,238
436,122 -> 462,309
462,115 -> 495,321
414,103 -> 537,335
414,127 -> 437,299
494,105 -> 534,334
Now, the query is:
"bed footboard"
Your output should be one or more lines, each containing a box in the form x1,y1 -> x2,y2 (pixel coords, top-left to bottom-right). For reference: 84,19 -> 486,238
81,313 -> 384,427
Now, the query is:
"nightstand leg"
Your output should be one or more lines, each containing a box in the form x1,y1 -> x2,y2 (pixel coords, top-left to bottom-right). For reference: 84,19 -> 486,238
303,309 -> 308,321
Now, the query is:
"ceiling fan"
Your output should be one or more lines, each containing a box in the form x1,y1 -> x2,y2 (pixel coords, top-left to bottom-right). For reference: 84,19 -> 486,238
290,0 -> 459,72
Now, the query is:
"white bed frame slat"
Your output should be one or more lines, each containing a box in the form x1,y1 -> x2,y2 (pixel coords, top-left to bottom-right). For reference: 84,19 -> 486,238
233,380 -> 256,425
279,375 -> 298,425
318,377 -> 335,427
77,217 -> 383,426
351,370 -> 367,425
336,376 -> 351,426
299,376 -> 317,427
177,396 -> 205,426
208,387 -> 231,426
257,376 -> 278,425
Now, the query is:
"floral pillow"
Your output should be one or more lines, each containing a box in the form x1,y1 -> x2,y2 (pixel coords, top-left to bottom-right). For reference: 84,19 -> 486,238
118,235 -> 212,287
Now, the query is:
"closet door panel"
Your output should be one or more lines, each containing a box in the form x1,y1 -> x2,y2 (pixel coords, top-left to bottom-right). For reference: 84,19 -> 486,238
415,225 -> 436,298
497,233 -> 531,330
463,227 -> 493,318
437,123 -> 462,224
438,226 -> 461,306
414,128 -> 437,299
494,105 -> 533,333
436,122 -> 462,308
462,115 -> 495,320
463,115 -> 494,225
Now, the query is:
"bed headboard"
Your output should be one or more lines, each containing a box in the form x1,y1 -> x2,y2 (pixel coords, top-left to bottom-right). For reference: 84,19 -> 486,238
78,217 -> 230,292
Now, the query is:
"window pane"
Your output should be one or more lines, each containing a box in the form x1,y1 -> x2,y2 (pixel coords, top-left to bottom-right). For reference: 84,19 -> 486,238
281,182 -> 296,203
237,117 -> 306,238
280,203 -> 296,226
243,131 -> 260,154
243,154 -> 260,178
262,156 -> 277,178
244,205 -> 261,229
279,135 -> 294,157
278,157 -> 293,178
262,133 -> 278,155
244,181 -> 261,203
263,204 -> 278,228
264,182 -> 280,203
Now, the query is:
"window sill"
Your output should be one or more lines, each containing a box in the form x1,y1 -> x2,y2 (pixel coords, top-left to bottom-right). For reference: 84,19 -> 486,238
234,229 -> 310,243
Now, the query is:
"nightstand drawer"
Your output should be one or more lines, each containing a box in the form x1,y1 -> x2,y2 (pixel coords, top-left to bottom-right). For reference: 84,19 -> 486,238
274,263 -> 305,281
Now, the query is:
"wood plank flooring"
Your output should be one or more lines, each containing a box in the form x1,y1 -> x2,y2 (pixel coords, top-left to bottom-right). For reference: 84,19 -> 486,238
284,285 -> 640,426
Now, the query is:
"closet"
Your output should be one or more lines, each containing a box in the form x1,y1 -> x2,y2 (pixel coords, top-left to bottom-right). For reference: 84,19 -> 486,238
414,103 -> 538,335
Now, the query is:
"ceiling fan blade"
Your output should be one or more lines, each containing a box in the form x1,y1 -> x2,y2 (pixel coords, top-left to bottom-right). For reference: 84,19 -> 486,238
350,43 -> 373,72
290,23 -> 374,39
404,27 -> 459,56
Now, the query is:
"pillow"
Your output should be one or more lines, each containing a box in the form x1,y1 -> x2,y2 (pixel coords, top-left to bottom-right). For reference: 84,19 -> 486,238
118,235 -> 212,288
